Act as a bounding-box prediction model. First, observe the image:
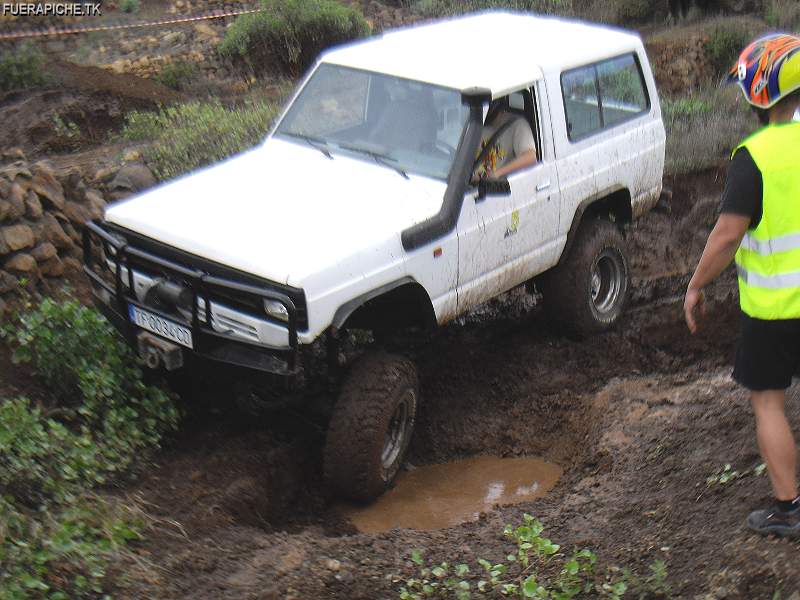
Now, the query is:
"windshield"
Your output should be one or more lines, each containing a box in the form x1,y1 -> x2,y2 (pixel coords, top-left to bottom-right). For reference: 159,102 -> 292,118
275,64 -> 469,180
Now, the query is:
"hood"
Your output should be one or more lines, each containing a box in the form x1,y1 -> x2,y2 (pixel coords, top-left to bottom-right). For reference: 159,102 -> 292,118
104,138 -> 446,288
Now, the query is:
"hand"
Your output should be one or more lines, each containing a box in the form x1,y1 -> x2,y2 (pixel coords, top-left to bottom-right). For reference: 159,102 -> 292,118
684,288 -> 706,334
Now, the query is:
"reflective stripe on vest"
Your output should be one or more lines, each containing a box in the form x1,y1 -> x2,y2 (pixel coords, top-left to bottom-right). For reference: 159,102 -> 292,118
733,122 -> 800,320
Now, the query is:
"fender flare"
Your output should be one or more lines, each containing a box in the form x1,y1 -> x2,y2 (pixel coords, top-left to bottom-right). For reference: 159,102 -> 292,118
331,276 -> 425,330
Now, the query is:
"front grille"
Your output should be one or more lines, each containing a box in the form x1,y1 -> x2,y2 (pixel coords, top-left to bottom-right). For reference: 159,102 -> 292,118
105,224 -> 308,330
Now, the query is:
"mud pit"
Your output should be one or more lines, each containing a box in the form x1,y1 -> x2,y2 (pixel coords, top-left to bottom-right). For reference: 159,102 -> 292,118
110,171 -> 800,599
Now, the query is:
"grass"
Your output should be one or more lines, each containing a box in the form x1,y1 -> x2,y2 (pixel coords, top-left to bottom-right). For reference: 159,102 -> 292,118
0,43 -> 47,92
120,99 -> 281,181
411,0 -> 573,17
219,0 -> 370,77
0,298 -> 179,598
663,86 -> 755,175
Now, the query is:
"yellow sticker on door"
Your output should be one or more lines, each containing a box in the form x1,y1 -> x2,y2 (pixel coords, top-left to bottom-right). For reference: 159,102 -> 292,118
504,210 -> 520,239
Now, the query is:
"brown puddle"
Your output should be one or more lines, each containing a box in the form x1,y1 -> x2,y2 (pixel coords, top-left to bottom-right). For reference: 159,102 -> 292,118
341,456 -> 563,533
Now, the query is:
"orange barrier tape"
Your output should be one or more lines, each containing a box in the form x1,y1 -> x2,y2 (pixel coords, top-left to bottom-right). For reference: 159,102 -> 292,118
0,6 -> 261,39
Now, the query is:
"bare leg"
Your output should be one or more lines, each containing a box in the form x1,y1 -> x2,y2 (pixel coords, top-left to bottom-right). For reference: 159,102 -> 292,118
751,389 -> 798,501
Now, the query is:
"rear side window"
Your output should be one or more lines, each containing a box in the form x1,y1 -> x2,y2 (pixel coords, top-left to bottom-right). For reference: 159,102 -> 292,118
561,53 -> 650,141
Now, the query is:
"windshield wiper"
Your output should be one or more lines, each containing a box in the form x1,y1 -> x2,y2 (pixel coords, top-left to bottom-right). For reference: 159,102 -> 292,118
283,132 -> 333,159
337,143 -> 409,179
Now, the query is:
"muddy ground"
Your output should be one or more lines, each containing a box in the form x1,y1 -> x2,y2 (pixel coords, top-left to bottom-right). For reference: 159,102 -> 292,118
75,170 -> 795,600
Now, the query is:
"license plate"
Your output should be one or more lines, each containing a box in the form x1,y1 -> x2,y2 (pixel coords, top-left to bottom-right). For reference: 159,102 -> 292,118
128,305 -> 193,349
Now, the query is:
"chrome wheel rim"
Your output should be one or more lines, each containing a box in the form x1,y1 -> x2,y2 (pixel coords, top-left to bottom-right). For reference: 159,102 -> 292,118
381,390 -> 414,475
590,250 -> 623,315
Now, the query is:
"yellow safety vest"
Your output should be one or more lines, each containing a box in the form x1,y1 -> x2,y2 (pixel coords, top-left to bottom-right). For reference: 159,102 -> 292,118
734,122 -> 800,319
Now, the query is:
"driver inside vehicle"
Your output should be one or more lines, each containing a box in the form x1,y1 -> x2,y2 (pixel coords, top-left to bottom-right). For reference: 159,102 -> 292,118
473,95 -> 538,182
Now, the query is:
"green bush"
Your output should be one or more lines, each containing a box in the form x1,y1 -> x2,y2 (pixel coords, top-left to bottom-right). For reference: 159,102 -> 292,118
663,86 -> 754,175
120,99 -> 280,180
411,0 -> 573,17
613,0 -> 654,23
219,0 -> 370,77
154,60 -> 199,91
120,0 -> 140,13
0,298 -> 178,598
705,25 -> 749,76
764,0 -> 800,29
395,514 -> 670,599
0,43 -> 47,92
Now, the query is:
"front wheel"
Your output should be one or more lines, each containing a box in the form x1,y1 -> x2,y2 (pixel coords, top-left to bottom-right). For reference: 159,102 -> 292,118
541,219 -> 629,336
323,351 -> 418,502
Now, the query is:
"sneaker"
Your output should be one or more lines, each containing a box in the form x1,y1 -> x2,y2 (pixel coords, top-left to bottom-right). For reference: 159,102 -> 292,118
746,504 -> 800,537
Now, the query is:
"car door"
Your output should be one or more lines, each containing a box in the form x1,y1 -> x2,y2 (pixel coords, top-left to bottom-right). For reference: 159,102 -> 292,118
456,84 -> 561,313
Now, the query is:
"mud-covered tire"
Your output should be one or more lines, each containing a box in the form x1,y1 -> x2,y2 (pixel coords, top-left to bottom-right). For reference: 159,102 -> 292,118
541,219 -> 629,336
324,352 -> 418,503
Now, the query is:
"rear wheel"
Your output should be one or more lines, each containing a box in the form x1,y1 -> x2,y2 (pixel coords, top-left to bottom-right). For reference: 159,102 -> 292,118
541,219 -> 629,336
324,351 -> 418,502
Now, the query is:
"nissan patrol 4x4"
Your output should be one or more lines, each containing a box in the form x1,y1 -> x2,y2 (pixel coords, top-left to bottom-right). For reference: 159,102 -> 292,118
84,12 -> 666,501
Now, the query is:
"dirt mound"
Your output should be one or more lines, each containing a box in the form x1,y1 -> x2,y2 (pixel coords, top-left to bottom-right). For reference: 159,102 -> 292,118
0,60 -> 182,155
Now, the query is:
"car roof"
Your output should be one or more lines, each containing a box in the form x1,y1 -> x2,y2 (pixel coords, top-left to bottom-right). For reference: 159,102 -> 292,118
321,11 -> 643,98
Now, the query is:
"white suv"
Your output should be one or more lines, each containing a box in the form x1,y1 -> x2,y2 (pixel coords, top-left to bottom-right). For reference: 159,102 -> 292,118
84,12 -> 665,501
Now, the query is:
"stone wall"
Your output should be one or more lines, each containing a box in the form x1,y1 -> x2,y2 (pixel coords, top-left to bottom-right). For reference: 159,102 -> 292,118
0,151 -> 107,317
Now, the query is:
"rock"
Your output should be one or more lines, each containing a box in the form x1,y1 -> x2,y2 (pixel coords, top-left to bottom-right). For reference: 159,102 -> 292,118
0,297 -> 6,319
29,169 -> 66,210
4,253 -> 37,275
0,270 -> 18,294
194,22 -> 218,39
85,189 -> 106,219
30,242 -> 57,262
59,170 -> 86,203
93,165 -> 119,183
1,225 -> 35,253
324,559 -> 341,572
25,191 -> 43,219
39,256 -> 64,277
108,190 -> 133,202
123,149 -> 142,162
2,148 -> 25,161
8,184 -> 26,219
0,201 -> 10,222
38,213 -> 73,249
63,201 -> 90,226
0,178 -> 10,199
63,257 -> 82,273
0,162 -> 32,181
109,163 -> 156,193
62,222 -> 82,245
161,31 -> 185,46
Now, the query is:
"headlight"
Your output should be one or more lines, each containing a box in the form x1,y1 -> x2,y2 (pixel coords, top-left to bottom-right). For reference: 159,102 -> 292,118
264,299 -> 289,322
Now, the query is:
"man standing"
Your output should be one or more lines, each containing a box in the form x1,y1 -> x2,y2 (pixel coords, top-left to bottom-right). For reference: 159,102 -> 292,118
684,33 -> 800,536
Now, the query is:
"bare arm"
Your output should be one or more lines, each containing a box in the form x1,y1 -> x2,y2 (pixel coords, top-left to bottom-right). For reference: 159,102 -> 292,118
684,213 -> 750,333
492,149 -> 538,178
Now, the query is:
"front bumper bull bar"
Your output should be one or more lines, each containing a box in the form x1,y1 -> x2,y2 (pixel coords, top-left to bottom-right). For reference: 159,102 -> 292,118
83,220 -> 300,377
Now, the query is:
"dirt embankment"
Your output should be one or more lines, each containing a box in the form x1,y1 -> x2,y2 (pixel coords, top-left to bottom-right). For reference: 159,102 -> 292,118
87,170 -> 800,600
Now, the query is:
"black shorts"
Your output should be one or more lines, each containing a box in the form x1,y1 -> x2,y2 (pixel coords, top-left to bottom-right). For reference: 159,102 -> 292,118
733,311 -> 800,391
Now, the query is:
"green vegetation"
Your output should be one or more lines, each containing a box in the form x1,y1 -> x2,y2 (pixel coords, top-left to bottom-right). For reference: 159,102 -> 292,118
0,298 -> 178,598
613,0 -> 655,24
411,0 -> 573,17
706,462 -> 767,487
0,43 -> 47,92
764,0 -> 800,29
705,24 -> 750,76
219,0 -> 370,77
395,514 -> 670,599
120,99 -> 280,180
662,86 -> 754,175
155,60 -> 200,91
119,0 -> 140,13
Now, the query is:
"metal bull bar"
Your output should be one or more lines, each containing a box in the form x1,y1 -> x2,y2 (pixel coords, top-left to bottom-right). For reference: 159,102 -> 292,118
82,220 -> 300,375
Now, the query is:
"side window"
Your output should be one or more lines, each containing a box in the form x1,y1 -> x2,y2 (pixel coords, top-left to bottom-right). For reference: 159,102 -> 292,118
561,53 -> 650,141
597,54 -> 648,127
561,65 -> 601,140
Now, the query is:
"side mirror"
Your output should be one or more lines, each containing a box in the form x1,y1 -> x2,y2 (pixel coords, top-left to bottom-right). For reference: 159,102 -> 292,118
477,178 -> 511,200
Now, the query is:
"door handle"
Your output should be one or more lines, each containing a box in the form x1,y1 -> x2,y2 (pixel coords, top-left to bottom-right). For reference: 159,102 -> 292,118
536,181 -> 551,192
